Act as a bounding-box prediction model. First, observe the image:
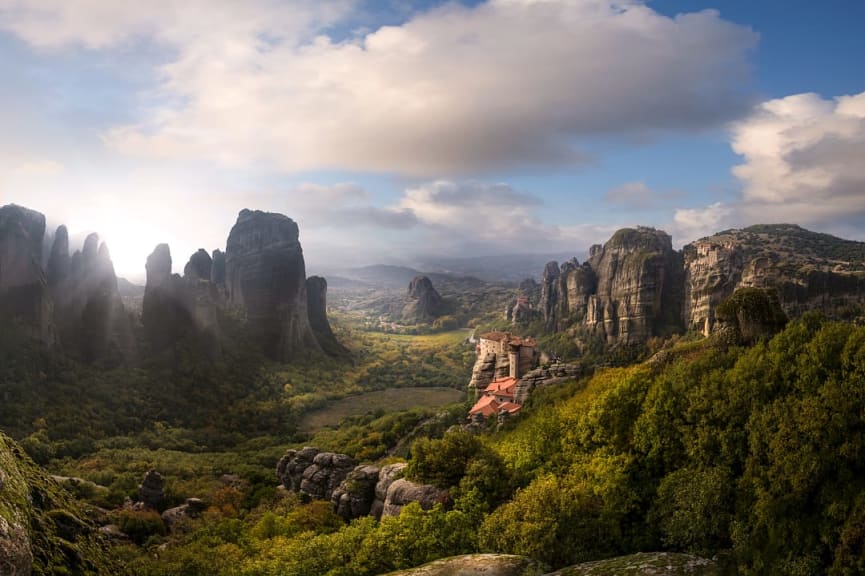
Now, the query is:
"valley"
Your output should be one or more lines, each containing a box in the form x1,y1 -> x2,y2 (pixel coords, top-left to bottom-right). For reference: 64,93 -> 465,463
2,202 -> 865,575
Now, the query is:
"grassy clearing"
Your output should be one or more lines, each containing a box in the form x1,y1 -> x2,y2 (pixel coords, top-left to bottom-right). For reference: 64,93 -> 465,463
299,387 -> 467,433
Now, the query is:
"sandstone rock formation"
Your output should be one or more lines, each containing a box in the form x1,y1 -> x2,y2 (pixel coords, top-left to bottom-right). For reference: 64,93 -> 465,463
276,448 -> 355,501
402,275 -> 445,324
713,287 -> 788,345
307,276 -> 347,356
371,462 -> 407,519
539,224 -> 865,348
382,554 -> 543,576
183,249 -> 213,280
382,478 -> 449,517
51,231 -> 131,362
585,227 -> 683,344
539,227 -> 683,346
683,224 -> 865,334
513,361 -> 583,404
331,464 -> 380,520
225,209 -> 321,360
0,204 -> 54,344
142,244 -> 192,349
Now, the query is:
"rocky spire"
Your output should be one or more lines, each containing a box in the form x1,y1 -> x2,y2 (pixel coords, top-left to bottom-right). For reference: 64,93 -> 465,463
183,249 -> 213,280
225,209 -> 321,360
46,225 -> 70,287
307,276 -> 347,356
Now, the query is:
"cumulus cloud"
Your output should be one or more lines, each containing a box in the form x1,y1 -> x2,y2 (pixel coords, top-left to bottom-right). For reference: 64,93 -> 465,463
730,91 -> 865,227
666,90 -> 865,244
0,0 -> 757,176
604,181 -> 684,209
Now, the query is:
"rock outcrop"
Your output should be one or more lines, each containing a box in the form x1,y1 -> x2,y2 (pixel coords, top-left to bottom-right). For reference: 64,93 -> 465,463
402,275 -> 445,324
684,224 -> 865,334
0,431 -> 106,574
142,244 -> 192,349
331,464 -> 380,520
307,276 -> 347,356
513,361 -> 583,404
382,478 -> 449,517
0,204 -> 54,344
584,227 -> 683,344
539,224 -> 865,348
383,554 -> 543,576
539,227 -> 683,346
371,463 -> 407,519
276,448 -> 355,501
225,209 -> 321,360
161,498 -> 207,529
183,249 -> 213,280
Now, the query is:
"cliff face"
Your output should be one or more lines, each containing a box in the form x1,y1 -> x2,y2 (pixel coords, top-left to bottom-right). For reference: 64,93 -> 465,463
683,225 -> 865,334
0,205 -> 54,345
585,228 -> 683,344
539,224 -> 865,347
540,227 -> 682,345
225,209 -> 321,360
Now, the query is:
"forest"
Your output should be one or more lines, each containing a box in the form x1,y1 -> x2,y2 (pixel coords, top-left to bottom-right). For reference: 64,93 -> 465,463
4,311 -> 865,575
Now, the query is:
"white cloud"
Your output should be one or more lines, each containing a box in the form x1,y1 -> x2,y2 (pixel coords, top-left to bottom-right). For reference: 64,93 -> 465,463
729,91 -> 865,228
1,0 -> 757,176
666,90 -> 865,244
670,202 -> 734,244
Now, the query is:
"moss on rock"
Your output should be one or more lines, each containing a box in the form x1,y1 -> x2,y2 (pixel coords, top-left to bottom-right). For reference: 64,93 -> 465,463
0,431 -> 115,575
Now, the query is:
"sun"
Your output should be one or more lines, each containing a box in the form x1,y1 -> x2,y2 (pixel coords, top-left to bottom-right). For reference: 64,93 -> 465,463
66,202 -> 177,283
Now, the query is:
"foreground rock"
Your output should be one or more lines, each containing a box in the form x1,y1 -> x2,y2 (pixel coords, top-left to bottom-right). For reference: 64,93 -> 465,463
387,554 -> 541,576
382,478 -> 448,517
547,552 -> 720,575
380,554 -> 543,576
0,431 -> 107,574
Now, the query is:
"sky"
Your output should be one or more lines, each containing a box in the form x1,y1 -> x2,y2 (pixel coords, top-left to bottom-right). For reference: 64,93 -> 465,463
0,0 -> 863,280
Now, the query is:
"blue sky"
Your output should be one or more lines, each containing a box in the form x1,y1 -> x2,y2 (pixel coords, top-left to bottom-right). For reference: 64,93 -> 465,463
0,0 -> 863,280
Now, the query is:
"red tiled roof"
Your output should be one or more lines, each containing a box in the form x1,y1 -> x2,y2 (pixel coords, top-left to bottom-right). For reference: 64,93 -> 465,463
498,402 -> 522,415
469,395 -> 500,418
484,377 -> 517,398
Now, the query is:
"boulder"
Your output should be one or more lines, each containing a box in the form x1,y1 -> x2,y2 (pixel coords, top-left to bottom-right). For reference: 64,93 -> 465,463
382,478 -> 448,518
161,498 -> 207,529
276,447 -> 321,492
371,462 -> 407,519
299,452 -> 356,501
331,464 -> 380,520
383,554 -> 542,576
